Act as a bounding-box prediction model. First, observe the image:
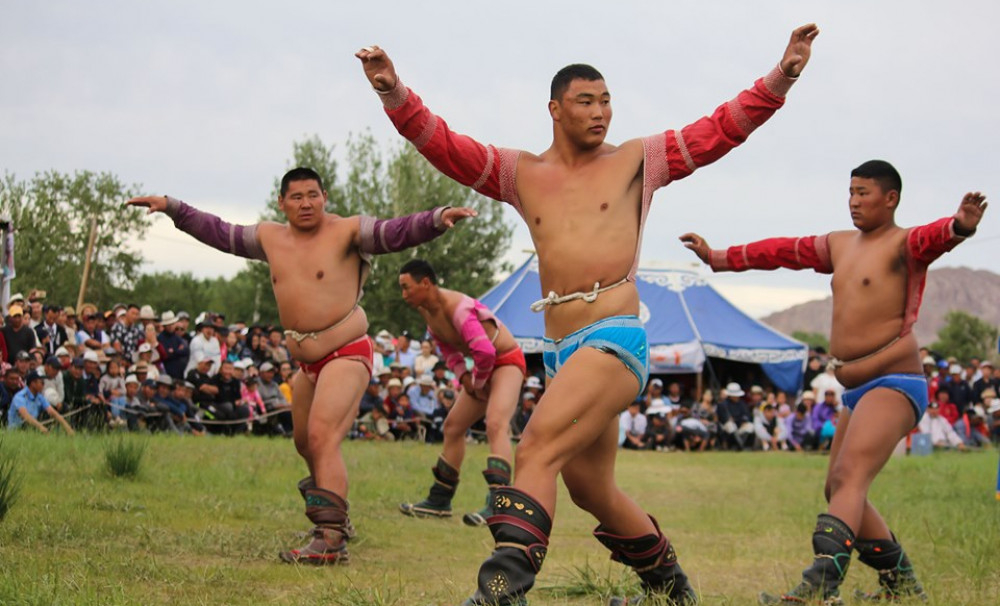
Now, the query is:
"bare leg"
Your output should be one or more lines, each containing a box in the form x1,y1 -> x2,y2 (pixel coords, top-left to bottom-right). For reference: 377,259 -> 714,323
823,408 -> 892,541
482,365 -> 523,461
514,347 -> 640,516
290,370 -> 316,477
440,389 -> 486,470
308,359 -> 370,497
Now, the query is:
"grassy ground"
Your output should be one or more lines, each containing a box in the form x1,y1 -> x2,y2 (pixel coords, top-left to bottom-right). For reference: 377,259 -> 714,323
0,432 -> 997,605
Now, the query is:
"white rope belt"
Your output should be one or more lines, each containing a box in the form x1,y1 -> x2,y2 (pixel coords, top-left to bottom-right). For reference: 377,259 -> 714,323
530,277 -> 629,313
284,306 -> 357,344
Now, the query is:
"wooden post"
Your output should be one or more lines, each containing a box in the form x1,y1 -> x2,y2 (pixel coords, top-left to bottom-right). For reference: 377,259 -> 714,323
76,218 -> 98,313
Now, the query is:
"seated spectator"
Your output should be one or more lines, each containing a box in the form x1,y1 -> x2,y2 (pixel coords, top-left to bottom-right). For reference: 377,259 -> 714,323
945,363 -> 974,417
953,403 -> 990,449
644,399 -> 673,451
665,381 -> 689,408
278,360 -> 295,403
76,313 -> 109,352
523,375 -> 544,402
413,339 -> 439,377
389,393 -> 419,441
695,390 -> 718,447
135,378 -> 174,433
357,405 -> 394,441
675,405 -> 710,452
3,304 -> 40,363
753,403 -> 787,451
511,392 -> 535,439
7,370 -> 74,435
430,360 -> 451,389
0,368 -> 23,426
13,350 -> 33,380
619,399 -> 647,450
406,374 -> 438,434
810,389 -> 840,451
120,374 -> 149,430
151,376 -> 186,434
988,399 -> 1000,444
61,306 -> 79,353
972,361 -> 998,405
54,346 -> 72,370
242,375 -> 269,434
717,383 -> 754,451
358,376 -> 383,418
257,361 -> 291,436
917,400 -> 966,450
645,378 -> 664,407
786,403 -> 814,451
382,377 -> 404,418
934,389 -> 959,426
265,328 -> 290,365
41,356 -> 66,413
173,380 -> 205,436
426,386 -> 456,443
208,359 -> 251,435
98,358 -> 127,427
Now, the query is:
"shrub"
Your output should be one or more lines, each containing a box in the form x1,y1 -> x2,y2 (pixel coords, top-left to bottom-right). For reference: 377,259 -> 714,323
104,436 -> 148,479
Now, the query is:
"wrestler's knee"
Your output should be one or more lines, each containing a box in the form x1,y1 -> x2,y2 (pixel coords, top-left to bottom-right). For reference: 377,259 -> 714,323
566,481 -> 605,514
294,432 -> 310,460
826,459 -> 861,498
483,414 -> 510,443
442,414 -> 466,443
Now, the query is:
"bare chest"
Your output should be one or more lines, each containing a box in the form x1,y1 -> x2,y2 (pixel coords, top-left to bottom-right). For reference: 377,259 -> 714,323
830,234 -> 907,299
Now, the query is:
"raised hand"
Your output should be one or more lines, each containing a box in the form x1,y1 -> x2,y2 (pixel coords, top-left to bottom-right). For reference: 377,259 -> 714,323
355,45 -> 398,93
126,195 -> 169,215
440,206 -> 478,229
780,23 -> 820,78
679,232 -> 712,265
954,191 -> 987,235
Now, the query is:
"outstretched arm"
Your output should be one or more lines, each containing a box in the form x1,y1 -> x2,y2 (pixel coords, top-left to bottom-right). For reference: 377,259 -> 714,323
126,196 -> 267,261
356,46 -> 522,211
643,24 -> 818,189
357,206 -> 476,255
680,231 -> 833,274
908,192 -> 987,265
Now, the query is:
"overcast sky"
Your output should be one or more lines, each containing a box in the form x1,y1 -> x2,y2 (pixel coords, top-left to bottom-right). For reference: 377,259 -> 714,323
2,1 -> 997,318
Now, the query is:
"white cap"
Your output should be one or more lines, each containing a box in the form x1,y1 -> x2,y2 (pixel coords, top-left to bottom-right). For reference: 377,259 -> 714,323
402,376 -> 415,388
987,400 -> 1000,415
646,398 -> 672,416
650,378 -> 663,387
82,350 -> 100,363
137,342 -> 153,354
55,346 -> 71,357
525,376 -> 543,389
417,373 -> 435,386
921,355 -> 936,366
949,364 -> 963,375
124,374 -> 140,385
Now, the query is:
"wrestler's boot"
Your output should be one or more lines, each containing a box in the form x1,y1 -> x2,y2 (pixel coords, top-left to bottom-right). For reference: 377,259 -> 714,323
595,516 -> 697,606
279,487 -> 350,565
853,534 -> 927,602
461,487 -> 551,606
399,456 -> 458,518
463,455 -> 512,527
297,476 -> 356,539
759,514 -> 855,605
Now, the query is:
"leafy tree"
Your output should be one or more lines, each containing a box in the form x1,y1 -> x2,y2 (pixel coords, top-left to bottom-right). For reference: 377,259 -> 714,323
0,171 -> 148,308
930,310 -> 999,363
792,331 -> 830,352
229,133 -> 514,332
129,271 -> 216,317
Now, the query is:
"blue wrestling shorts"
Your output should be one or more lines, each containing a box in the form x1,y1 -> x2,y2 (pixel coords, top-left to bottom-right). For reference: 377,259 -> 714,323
841,373 -> 929,425
542,315 -> 649,398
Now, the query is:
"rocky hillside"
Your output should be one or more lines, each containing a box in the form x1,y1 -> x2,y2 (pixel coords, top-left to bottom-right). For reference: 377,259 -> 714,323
761,267 -> 1000,346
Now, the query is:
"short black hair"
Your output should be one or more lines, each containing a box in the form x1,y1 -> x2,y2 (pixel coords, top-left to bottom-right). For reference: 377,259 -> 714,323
550,64 -> 605,101
280,167 -> 324,197
851,160 -> 902,198
399,259 -> 437,285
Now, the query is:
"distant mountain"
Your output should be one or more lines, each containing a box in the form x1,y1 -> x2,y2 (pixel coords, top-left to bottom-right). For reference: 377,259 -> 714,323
761,267 -> 1000,347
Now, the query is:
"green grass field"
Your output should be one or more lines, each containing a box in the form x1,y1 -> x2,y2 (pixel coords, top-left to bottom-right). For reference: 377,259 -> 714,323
1,433 -> 997,605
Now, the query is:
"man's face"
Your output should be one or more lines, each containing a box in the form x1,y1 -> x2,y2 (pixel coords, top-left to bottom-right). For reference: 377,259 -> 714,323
27,378 -> 43,395
824,392 -> 836,406
928,405 -> 940,418
126,382 -> 138,397
388,385 -> 401,398
3,373 -> 20,390
220,363 -> 233,380
983,366 -> 994,380
261,369 -> 275,383
848,176 -> 897,232
30,301 -> 42,317
142,385 -> 155,398
398,336 -> 410,351
156,384 -> 170,397
15,359 -> 29,374
69,364 -> 83,378
84,360 -> 99,376
45,309 -> 58,323
9,313 -> 23,329
550,78 -> 612,150
278,179 -> 326,230
126,307 -> 140,324
667,383 -> 680,397
398,273 -> 430,308
269,331 -> 282,346
44,365 -> 58,379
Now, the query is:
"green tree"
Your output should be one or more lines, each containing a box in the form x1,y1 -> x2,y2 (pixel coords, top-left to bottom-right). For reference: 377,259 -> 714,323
792,331 -> 830,352
930,310 -> 999,363
229,133 -> 514,332
0,170 -> 148,308
129,271 -> 216,317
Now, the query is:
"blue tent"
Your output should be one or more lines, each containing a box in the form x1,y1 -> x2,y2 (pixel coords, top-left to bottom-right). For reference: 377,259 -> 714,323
480,255 -> 807,393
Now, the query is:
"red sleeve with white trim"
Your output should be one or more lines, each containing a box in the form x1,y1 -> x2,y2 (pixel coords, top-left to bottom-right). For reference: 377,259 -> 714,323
708,234 -> 833,274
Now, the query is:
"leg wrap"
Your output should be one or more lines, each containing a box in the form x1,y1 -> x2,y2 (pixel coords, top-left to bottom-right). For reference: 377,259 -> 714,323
468,487 -> 551,606
279,487 -> 350,565
464,456 -> 513,527
298,475 -> 355,539
760,514 -> 854,604
854,533 -> 925,600
594,516 -> 696,604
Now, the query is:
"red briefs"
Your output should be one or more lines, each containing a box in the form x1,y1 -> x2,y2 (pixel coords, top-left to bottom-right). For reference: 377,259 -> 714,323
491,347 -> 526,381
300,336 -> 374,383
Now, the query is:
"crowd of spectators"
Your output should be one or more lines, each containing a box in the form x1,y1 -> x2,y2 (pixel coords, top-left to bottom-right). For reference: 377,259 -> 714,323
2,288 -> 997,456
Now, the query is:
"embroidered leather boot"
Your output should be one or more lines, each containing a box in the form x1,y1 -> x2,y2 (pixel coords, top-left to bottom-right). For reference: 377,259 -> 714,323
759,513 -> 855,605
297,475 -> 355,539
279,487 -> 350,565
853,534 -> 927,602
463,455 -> 512,527
400,456 -> 459,517
596,516 -> 698,606
461,487 -> 551,606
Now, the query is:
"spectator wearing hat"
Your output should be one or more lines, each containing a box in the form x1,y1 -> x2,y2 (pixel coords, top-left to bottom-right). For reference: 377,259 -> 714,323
120,374 -> 146,430
383,377 -> 404,418
258,362 -> 291,431
241,375 -> 268,433
972,361 -> 998,406
0,368 -> 23,426
173,380 -> 206,435
413,339 -> 439,378
644,398 -> 674,451
809,362 -> 844,406
157,311 -> 190,381
61,357 -> 88,419
60,306 -> 78,352
186,318 -> 222,377
717,383 -> 754,451
133,342 -> 161,382
753,403 -> 787,451
264,328 -> 290,366
645,378 -> 664,407
35,304 -> 68,357
921,355 -> 940,401
953,397 -> 991,449
53,346 -> 72,370
933,389 -> 959,426
186,353 -> 217,411
3,304 -> 40,363
7,370 -> 74,434
78,350 -> 108,429
151,375 -> 185,434
208,359 -> 251,435
41,356 -> 66,413
110,304 -> 144,361
26,290 -> 46,328
917,400 -> 966,450
13,350 -> 33,381
523,375 -> 544,401
358,376 -> 383,420
944,363 -> 974,418
619,399 -> 648,450
406,374 -> 438,426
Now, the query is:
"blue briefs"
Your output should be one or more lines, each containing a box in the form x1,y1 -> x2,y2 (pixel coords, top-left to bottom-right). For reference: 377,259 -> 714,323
542,315 -> 649,397
841,373 -> 929,425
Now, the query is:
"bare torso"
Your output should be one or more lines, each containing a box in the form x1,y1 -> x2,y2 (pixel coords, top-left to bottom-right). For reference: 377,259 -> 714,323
516,140 -> 646,339
827,226 -> 922,388
258,215 -> 370,364
421,288 -> 518,356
